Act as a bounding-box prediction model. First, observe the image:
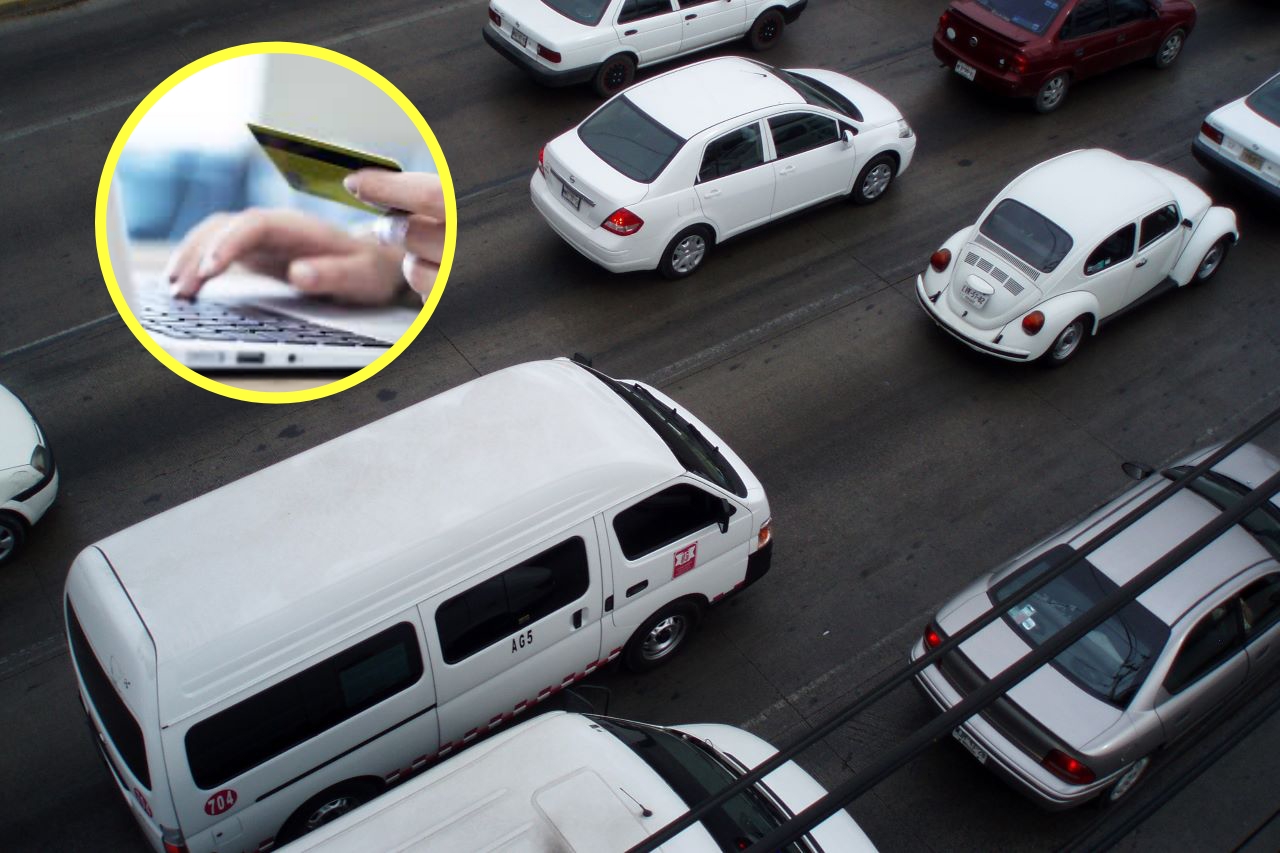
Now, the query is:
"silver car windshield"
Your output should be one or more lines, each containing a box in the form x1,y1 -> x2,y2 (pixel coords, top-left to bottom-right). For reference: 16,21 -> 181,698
991,546 -> 1169,708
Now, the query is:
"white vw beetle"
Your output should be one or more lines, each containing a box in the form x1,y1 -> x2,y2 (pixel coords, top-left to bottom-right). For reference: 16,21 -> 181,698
0,382 -> 58,566
532,56 -> 916,279
917,149 -> 1238,366
484,0 -> 809,97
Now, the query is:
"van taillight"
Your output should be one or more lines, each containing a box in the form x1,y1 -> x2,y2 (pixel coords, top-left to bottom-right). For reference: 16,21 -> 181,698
161,826 -> 189,853
602,208 -> 644,236
757,518 -> 773,549
1042,749 -> 1095,784
1200,122 -> 1224,145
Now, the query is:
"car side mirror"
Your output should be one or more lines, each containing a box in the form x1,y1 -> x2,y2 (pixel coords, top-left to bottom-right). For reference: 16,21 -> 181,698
1122,461 -> 1155,481
1181,218 -> 1193,228
842,128 -> 855,149
717,499 -> 735,533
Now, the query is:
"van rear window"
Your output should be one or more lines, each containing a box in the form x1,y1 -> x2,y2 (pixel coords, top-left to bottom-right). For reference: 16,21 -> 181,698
66,601 -> 151,788
185,622 -> 423,789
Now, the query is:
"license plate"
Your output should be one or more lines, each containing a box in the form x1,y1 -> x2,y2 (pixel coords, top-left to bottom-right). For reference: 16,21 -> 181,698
960,283 -> 988,308
955,61 -> 977,81
560,181 -> 583,211
1241,149 -> 1265,170
511,27 -> 528,48
953,727 -> 988,764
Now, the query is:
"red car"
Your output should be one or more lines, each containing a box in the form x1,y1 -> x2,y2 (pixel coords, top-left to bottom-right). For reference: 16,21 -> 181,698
933,0 -> 1197,113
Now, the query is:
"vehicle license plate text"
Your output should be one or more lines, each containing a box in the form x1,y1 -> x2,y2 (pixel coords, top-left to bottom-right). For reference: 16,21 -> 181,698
561,182 -> 583,210
955,61 -> 977,81
960,283 -> 989,308
1241,149 -> 1265,171
511,28 -> 529,48
953,727 -> 988,764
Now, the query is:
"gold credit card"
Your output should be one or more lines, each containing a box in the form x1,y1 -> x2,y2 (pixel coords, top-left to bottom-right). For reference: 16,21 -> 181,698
248,122 -> 403,214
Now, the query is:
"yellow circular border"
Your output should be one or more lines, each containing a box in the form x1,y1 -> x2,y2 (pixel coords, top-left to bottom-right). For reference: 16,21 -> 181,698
95,42 -> 457,404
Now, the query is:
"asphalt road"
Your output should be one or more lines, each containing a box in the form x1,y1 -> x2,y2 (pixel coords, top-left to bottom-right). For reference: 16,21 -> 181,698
1,0 -> 1279,851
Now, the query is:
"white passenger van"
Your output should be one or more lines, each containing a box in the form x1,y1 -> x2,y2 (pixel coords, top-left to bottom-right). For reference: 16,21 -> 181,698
64,357 -> 773,853
279,712 -> 877,852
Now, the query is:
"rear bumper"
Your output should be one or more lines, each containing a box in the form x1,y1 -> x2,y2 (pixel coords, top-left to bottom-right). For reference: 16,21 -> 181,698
915,276 -> 1032,361
932,35 -> 1038,99
530,170 -> 652,273
1192,136 -> 1280,203
482,26 -> 595,87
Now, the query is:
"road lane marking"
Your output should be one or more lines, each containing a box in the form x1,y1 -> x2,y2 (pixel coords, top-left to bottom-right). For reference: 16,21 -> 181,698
0,633 -> 67,681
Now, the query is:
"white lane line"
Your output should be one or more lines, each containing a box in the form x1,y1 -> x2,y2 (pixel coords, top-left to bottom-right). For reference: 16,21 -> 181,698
0,314 -> 116,360
324,0 -> 476,45
0,633 -> 67,681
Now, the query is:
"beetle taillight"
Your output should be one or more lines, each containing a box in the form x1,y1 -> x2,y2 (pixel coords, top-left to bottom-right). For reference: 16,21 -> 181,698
1199,122 -> 1224,145
1043,749 -> 1096,784
930,248 -> 952,272
1022,311 -> 1045,335
538,45 -> 561,63
602,208 -> 644,236
488,7 -> 501,26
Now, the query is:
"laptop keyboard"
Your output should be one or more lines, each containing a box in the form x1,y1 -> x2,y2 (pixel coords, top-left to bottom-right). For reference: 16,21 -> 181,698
136,295 -> 391,347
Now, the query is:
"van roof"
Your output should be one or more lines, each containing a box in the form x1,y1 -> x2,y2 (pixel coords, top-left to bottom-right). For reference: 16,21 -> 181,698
93,359 -> 682,722
280,713 -> 715,852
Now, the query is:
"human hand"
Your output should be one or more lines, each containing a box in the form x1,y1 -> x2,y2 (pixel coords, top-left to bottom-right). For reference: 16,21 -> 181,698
166,208 -> 405,305
344,170 -> 447,302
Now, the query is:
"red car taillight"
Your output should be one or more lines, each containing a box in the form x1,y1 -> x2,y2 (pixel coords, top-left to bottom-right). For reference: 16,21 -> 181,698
161,826 -> 189,853
1022,311 -> 1045,335
1042,749 -> 1096,784
1200,121 -> 1224,145
930,248 -> 952,272
923,622 -> 944,650
537,45 -> 561,63
938,10 -> 951,28
1011,52 -> 1030,75
537,146 -> 546,177
602,208 -> 644,236
488,7 -> 501,26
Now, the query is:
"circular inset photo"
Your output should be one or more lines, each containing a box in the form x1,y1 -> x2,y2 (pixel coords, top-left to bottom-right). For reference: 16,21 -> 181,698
97,42 -> 456,403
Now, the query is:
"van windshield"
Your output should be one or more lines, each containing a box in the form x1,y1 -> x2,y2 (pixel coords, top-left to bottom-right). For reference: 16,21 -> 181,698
67,601 -> 151,788
595,718 -> 812,853
579,364 -> 747,497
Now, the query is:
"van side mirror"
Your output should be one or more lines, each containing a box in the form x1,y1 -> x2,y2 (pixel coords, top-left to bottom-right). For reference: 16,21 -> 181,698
1181,218 -> 1193,229
842,128 -> 856,149
1122,461 -> 1155,481
717,499 -> 735,533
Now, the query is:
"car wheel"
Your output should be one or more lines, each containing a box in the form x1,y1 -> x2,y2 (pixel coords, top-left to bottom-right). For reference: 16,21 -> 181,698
1193,237 -> 1230,282
278,781 -> 382,844
1040,315 -> 1089,367
624,600 -> 701,672
1034,73 -> 1070,113
852,154 -> 897,205
1152,29 -> 1186,69
592,54 -> 636,98
1101,754 -> 1153,805
0,513 -> 26,566
658,226 -> 713,280
746,9 -> 785,52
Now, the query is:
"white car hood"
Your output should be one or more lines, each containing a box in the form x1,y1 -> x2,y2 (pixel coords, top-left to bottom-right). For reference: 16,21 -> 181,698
491,0 -> 599,48
784,68 -> 904,127
1209,96 -> 1280,165
0,385 -> 39,469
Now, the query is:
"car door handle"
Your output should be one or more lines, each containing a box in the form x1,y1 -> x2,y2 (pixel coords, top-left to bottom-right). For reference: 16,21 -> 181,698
624,28 -> 638,35
703,188 -> 722,198
778,164 -> 796,175
685,13 -> 697,19
572,608 -> 585,629
1074,48 -> 1084,57
626,580 -> 648,598
1135,258 -> 1148,268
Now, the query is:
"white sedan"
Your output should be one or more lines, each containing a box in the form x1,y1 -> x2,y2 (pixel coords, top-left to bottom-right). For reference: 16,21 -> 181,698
1193,70 -> 1280,203
0,383 -> 58,565
483,0 -> 809,97
916,149 -> 1238,366
531,56 -> 916,279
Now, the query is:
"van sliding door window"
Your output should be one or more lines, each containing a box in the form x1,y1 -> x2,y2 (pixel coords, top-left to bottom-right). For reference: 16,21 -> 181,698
613,483 -> 726,560
184,622 -> 423,789
435,537 -> 590,664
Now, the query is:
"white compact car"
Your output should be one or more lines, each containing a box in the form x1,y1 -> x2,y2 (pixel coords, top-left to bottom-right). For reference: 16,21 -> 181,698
1193,70 -> 1280,203
531,56 -> 916,279
483,0 -> 809,97
0,382 -> 58,565
916,149 -> 1238,366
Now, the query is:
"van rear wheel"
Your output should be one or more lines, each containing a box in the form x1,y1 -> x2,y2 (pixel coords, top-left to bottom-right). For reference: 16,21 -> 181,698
624,600 -> 701,672
278,780 -> 382,843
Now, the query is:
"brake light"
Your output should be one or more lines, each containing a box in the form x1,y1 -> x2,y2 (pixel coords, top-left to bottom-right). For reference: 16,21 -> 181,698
757,518 -> 773,549
1022,311 -> 1045,335
1011,52 -> 1030,75
602,208 -> 644,236
930,248 -> 952,272
537,45 -> 561,63
1199,122 -> 1224,145
161,826 -> 189,853
1043,749 -> 1095,784
939,10 -> 950,27
537,146 -> 546,177
488,7 -> 500,26
923,622 -> 944,650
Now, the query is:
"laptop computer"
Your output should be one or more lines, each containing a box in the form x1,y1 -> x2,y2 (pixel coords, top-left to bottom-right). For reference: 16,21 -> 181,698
106,184 -> 420,371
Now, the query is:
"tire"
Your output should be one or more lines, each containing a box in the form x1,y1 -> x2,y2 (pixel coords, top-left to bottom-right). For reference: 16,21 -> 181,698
593,54 -> 636,98
623,600 -> 701,672
1193,237 -> 1230,282
1040,315 -> 1090,367
1100,754 -> 1153,806
277,781 -> 382,844
658,226 -> 713,280
746,9 -> 785,52
852,154 -> 897,205
1034,72 -> 1070,113
0,513 -> 26,566
1152,29 -> 1186,69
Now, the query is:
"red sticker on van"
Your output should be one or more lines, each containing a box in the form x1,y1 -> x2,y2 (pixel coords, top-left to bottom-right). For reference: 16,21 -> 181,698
204,788 -> 238,816
132,786 -> 153,818
673,542 -> 698,577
